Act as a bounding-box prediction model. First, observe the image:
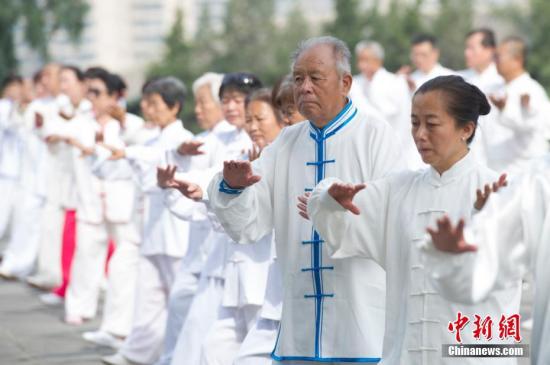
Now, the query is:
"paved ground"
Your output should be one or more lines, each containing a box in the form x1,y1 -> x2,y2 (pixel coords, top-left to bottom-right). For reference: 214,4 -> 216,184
0,279 -> 113,365
0,275 -> 534,365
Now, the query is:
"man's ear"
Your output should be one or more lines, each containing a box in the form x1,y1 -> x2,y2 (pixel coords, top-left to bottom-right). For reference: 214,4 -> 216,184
342,73 -> 353,96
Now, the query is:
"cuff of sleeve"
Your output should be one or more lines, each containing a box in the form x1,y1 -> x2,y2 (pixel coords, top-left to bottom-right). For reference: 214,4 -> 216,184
320,188 -> 347,212
124,145 -> 137,160
219,179 -> 244,195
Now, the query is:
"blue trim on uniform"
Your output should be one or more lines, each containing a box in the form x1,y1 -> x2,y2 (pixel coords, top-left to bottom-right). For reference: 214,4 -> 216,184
301,266 -> 334,272
271,353 -> 381,363
304,188 -> 314,192
218,179 -> 244,195
306,159 -> 336,166
301,239 -> 324,245
304,293 -> 334,298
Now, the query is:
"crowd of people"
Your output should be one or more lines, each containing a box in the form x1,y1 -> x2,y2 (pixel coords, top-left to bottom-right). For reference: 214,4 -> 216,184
0,28 -> 548,365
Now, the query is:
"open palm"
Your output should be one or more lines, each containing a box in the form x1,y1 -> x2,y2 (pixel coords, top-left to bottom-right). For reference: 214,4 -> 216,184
327,182 -> 366,215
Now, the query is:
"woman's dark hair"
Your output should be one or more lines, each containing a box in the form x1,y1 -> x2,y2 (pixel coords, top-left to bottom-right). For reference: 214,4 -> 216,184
414,75 -> 490,144
143,76 -> 187,114
84,67 -> 119,96
272,74 -> 294,110
219,72 -> 262,99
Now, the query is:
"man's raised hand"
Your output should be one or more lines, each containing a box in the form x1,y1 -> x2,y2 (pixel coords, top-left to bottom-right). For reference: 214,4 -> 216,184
327,182 -> 366,215
222,160 -> 261,189
426,215 -> 477,254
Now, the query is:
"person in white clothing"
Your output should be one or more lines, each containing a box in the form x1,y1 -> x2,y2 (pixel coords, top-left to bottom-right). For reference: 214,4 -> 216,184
351,40 -> 423,169
399,34 -> 455,93
423,156 -> 550,365
102,77 -> 194,365
63,68 -> 141,328
458,28 -> 505,167
153,72 -> 226,365
206,36 -> 403,363
233,82 -> 305,365
306,75 -> 517,364
0,75 -> 25,261
167,72 -> 262,365
484,36 -> 550,174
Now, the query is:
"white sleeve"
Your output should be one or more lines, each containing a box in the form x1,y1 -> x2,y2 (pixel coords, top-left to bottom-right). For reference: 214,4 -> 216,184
308,176 -> 390,267
420,175 -> 538,304
206,129 -> 282,244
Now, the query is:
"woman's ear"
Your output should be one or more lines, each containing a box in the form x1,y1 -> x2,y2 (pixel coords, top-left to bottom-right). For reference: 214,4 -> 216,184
464,121 -> 476,141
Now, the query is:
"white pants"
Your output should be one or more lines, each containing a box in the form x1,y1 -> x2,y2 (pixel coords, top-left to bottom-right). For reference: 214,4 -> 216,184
200,305 -> 262,365
65,219 -> 139,319
234,318 -> 279,365
0,178 -> 17,241
0,190 -> 43,278
171,276 -> 224,365
154,268 -> 200,365
100,238 -> 141,337
28,201 -> 64,286
121,254 -> 181,365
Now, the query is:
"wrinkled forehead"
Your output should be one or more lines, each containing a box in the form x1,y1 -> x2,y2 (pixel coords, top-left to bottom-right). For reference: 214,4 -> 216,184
293,44 -> 337,73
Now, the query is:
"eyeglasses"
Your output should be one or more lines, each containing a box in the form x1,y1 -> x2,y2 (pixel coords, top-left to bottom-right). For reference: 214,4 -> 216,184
87,87 -> 106,97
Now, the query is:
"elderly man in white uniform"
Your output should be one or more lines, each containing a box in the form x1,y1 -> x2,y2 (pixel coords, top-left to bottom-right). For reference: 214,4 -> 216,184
207,36 -> 403,363
484,36 -> 550,174
350,40 -> 422,169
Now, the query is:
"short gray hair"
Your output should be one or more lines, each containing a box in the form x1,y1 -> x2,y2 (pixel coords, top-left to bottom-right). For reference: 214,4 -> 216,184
355,40 -> 385,61
192,72 -> 224,104
291,36 -> 352,76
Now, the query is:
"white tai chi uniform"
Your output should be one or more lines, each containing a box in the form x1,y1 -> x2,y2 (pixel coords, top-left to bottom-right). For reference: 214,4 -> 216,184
309,151 -> 522,364
208,100 -> 403,362
5,95 -> 69,282
421,156 -> 550,365
170,126 -> 253,365
65,116 -> 141,325
119,120 -> 193,365
351,68 -> 424,170
481,72 -> 550,174
409,63 -> 455,91
0,100 -> 22,244
459,63 -> 505,167
234,239 -> 284,365
154,120 -> 230,365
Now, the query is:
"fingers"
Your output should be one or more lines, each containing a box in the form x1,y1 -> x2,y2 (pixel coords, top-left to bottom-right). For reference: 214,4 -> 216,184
297,195 -> 309,205
347,202 -> 361,215
248,174 -> 262,185
456,218 -> 465,235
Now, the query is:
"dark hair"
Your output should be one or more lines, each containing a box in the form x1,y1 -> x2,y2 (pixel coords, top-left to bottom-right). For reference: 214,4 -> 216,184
84,67 -> 119,95
143,76 -> 187,114
466,28 -> 496,48
1,74 -> 23,92
61,65 -> 85,81
219,72 -> 262,99
33,69 -> 43,84
111,73 -> 127,98
83,66 -> 109,80
412,34 -> 438,48
414,75 -> 490,144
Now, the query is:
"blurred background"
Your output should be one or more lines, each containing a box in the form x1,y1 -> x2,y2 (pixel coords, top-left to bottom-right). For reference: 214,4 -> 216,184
2,0 -> 550,128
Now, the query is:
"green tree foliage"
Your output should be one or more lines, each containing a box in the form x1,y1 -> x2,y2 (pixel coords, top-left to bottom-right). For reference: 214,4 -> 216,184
0,0 -> 89,81
363,0 -> 426,72
432,0 -> 473,70
523,0 -> 550,91
324,0 -> 365,52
